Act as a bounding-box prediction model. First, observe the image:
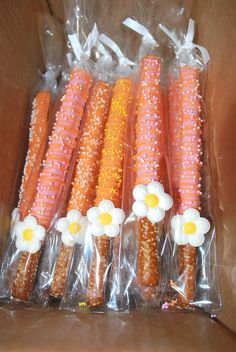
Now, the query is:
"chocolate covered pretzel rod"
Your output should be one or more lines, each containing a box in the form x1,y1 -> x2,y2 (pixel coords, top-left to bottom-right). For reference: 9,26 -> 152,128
12,68 -> 93,301
18,91 -> 50,219
50,80 -> 111,298
135,56 -> 164,294
177,66 -> 201,304
87,77 -> 133,307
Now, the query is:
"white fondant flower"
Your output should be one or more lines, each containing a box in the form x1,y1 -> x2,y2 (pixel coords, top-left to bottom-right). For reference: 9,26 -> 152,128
11,208 -> 20,237
15,215 -> 46,253
87,200 -> 125,238
56,209 -> 87,247
171,208 -> 210,247
132,181 -> 173,223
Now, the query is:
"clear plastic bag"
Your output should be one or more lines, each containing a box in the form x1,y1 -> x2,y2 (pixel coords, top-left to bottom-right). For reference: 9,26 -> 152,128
159,19 -> 221,315
0,12 -> 93,303
60,0 -> 194,313
0,14 -> 63,303
100,0 -> 193,311
35,31 -> 115,307
61,34 -> 136,313
113,18 -> 173,310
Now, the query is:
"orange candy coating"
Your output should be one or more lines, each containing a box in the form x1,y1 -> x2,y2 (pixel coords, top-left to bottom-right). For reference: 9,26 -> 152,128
68,81 -> 112,213
18,91 -> 50,219
87,77 -> 133,307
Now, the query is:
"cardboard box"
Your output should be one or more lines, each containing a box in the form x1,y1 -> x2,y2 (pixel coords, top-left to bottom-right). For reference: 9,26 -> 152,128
0,0 -> 235,350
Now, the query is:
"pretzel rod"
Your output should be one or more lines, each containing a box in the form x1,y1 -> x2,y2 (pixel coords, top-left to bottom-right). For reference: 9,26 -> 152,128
50,81 -> 111,298
18,91 -> 50,219
12,68 -> 93,301
177,66 -> 201,304
87,77 -> 133,307
135,56 -> 164,291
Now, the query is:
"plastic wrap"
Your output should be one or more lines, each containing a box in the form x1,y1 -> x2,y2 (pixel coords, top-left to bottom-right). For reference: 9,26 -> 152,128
159,19 -> 221,314
35,29 -> 115,306
0,12 -> 93,303
61,35 -> 135,312
110,18 -> 172,310
0,0 -> 235,338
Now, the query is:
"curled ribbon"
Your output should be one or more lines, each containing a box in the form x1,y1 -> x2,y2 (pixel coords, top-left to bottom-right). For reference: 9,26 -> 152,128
122,17 -> 159,48
99,33 -> 134,67
159,19 -> 210,65
94,39 -> 113,71
68,23 -> 99,63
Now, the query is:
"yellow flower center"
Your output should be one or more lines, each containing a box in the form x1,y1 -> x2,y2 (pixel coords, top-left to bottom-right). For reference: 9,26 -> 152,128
99,213 -> 112,226
68,222 -> 81,234
23,228 -> 33,241
145,193 -> 159,208
183,221 -> 197,235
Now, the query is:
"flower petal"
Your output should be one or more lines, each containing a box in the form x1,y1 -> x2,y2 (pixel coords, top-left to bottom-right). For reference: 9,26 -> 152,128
159,193 -> 173,211
15,238 -> 27,252
90,222 -> 105,236
75,228 -> 87,245
73,216 -> 88,237
173,230 -> 188,245
15,222 -> 25,237
110,208 -> 125,225
34,225 -> 46,241
147,181 -> 164,195
189,233 -> 205,247
80,216 -> 88,230
196,217 -> 211,235
61,232 -> 75,247
147,207 -> 165,223
171,215 -> 183,233
56,217 -> 69,233
87,207 -> 100,222
24,215 -> 38,228
67,209 -> 82,222
98,200 -> 114,212
183,208 -> 200,221
27,240 -> 41,254
133,184 -> 147,201
104,224 -> 120,237
132,200 -> 148,217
